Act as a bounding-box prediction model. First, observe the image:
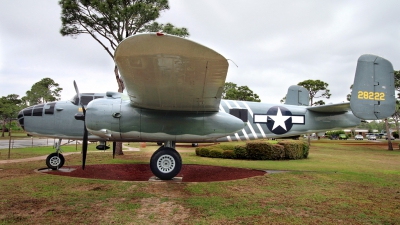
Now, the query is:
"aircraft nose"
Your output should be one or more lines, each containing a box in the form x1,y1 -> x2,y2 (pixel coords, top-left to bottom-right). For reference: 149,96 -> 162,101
17,109 -> 25,131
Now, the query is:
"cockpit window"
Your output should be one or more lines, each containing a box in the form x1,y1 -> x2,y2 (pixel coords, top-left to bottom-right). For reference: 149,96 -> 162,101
23,107 -> 33,116
45,102 -> 56,115
70,94 -> 100,106
32,104 -> 44,116
81,96 -> 94,106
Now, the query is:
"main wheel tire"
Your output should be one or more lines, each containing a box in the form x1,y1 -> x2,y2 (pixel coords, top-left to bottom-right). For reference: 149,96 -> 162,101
46,153 -> 65,170
150,147 -> 182,180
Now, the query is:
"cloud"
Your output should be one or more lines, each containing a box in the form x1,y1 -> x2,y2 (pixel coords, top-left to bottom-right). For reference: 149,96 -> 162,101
1,0 -> 400,105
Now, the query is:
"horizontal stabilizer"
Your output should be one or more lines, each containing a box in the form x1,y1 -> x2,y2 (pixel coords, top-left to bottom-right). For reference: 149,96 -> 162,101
350,54 -> 395,120
307,102 -> 350,113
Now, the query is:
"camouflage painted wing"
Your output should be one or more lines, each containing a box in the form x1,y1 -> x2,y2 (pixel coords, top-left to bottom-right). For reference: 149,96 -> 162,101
114,33 -> 228,112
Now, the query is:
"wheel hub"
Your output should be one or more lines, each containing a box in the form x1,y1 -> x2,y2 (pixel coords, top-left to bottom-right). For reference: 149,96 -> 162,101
157,155 -> 175,173
49,156 -> 61,167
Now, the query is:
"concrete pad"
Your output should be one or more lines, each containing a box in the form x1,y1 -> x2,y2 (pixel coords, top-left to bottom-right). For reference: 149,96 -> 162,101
148,176 -> 182,182
36,167 -> 76,173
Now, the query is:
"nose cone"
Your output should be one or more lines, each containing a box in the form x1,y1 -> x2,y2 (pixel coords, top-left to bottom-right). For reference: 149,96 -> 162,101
17,110 -> 25,130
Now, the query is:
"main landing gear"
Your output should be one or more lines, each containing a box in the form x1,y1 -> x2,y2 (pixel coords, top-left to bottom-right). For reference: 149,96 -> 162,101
150,141 -> 182,180
46,138 -> 65,170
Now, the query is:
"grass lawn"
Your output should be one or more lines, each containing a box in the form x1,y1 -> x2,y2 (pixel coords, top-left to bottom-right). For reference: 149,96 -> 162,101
0,139 -> 399,224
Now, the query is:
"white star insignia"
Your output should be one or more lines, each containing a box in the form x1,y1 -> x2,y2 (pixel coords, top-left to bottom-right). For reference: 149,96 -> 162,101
268,107 -> 291,131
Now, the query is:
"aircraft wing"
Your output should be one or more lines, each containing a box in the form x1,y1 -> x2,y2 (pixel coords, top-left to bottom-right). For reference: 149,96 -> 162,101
114,33 -> 228,111
306,102 -> 351,113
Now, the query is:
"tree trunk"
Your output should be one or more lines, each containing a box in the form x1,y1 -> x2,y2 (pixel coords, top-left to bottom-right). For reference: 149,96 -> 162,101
8,119 -> 11,137
114,65 -> 125,93
114,65 -> 125,155
385,118 -> 393,150
1,119 -> 5,137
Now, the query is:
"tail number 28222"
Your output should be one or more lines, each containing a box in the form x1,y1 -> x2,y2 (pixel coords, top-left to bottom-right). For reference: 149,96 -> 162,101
357,91 -> 385,101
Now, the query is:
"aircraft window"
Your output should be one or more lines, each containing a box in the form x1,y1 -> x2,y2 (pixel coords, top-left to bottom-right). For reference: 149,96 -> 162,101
229,108 -> 248,122
23,107 -> 33,116
45,102 -> 56,115
32,105 -> 44,116
81,96 -> 94,105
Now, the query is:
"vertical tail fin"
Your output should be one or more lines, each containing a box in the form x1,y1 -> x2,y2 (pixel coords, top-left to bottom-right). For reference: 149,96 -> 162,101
284,85 -> 309,106
350,54 -> 395,120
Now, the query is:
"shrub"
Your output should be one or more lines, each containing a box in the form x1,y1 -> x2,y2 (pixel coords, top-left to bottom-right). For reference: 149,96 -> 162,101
246,142 -> 269,160
198,148 -> 210,157
278,141 -> 304,159
302,142 -> 309,158
234,145 -> 247,159
219,144 -> 235,150
222,150 -> 235,159
270,144 -> 285,160
195,148 -> 200,156
209,149 -> 224,158
246,142 -> 284,160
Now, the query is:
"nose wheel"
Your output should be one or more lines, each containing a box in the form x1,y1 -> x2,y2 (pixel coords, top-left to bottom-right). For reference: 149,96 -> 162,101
46,153 -> 65,170
150,147 -> 182,180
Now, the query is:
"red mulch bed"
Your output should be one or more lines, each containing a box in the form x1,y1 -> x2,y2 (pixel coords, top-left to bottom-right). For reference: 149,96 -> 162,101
45,164 -> 266,182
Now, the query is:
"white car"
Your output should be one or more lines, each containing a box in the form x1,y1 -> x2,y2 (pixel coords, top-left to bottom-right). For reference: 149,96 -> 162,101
368,135 -> 377,140
355,135 -> 363,140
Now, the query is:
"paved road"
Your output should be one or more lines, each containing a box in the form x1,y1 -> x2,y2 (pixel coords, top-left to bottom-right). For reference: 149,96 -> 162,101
0,138 -> 78,149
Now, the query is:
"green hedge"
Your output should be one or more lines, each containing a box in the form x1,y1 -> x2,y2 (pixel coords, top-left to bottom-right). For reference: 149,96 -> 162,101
246,142 -> 284,160
195,140 -> 308,160
233,145 -> 247,159
277,141 -> 303,159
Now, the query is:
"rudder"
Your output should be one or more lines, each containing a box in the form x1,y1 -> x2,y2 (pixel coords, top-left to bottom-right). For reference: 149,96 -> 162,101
350,54 -> 395,120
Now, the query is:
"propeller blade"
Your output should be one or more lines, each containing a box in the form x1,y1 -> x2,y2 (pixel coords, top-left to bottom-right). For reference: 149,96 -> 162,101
74,80 -> 88,170
81,102 -> 88,170
73,80 -> 80,97
113,141 -> 116,159
82,123 -> 88,170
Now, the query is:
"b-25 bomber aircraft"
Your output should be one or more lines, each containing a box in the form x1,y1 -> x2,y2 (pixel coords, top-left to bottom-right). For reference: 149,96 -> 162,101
17,33 -> 395,180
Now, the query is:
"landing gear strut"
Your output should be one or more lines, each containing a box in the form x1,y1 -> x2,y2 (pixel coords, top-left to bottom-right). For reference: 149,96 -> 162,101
150,141 -> 182,180
46,138 -> 65,170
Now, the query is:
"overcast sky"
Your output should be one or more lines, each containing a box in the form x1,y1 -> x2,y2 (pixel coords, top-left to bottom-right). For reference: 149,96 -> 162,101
1,0 -> 400,105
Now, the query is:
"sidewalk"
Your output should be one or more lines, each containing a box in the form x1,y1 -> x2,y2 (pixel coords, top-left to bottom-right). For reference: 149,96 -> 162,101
0,144 -> 140,164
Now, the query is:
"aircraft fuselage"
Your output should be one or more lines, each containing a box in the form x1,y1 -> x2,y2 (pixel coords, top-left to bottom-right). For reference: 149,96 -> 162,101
18,95 -> 361,142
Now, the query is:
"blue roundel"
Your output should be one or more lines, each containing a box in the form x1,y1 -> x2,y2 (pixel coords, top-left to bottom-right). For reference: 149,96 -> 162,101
266,106 -> 293,134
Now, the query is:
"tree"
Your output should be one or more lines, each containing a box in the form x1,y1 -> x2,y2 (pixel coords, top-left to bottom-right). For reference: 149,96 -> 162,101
24,78 -> 63,105
392,70 -> 400,139
297,79 -> 331,106
0,94 -> 23,137
222,82 -> 237,99
223,82 -> 261,102
394,70 -> 400,98
346,84 -> 353,101
59,0 -> 189,93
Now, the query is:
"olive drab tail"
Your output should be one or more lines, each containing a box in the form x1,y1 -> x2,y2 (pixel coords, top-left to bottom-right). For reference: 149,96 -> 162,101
350,54 -> 395,120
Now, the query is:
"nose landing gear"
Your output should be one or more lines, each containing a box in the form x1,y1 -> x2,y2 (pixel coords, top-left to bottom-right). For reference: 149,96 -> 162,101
46,138 -> 65,170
